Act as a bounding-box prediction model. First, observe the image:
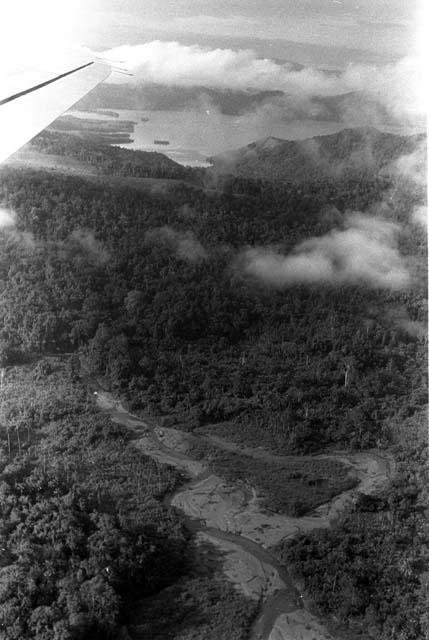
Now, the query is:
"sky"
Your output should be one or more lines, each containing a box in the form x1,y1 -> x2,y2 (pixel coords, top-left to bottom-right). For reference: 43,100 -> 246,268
88,0 -> 421,62
0,0 -> 425,137
0,0 -> 424,69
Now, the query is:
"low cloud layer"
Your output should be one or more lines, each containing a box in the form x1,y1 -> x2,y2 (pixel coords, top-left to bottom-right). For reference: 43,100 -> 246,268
412,206 -> 427,228
0,214 -> 110,264
386,306 -> 427,339
0,208 -> 16,228
389,139 -> 427,186
68,229 -> 110,265
145,226 -> 207,262
102,41 -> 424,124
240,213 -> 409,290
0,208 -> 36,248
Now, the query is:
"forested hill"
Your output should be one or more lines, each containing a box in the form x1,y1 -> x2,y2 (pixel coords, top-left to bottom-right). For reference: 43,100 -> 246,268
209,127 -> 426,183
32,130 -> 189,180
0,129 -> 426,454
74,83 -> 407,125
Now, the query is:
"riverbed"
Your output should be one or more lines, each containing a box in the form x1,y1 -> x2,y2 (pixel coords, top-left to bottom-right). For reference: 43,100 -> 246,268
93,388 -> 394,640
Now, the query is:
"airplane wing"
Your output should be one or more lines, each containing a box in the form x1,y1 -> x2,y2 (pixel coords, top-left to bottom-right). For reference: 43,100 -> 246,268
0,59 -> 111,164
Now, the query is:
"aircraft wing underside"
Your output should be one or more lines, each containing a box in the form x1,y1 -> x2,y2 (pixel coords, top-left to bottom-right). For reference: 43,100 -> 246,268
0,60 -> 110,164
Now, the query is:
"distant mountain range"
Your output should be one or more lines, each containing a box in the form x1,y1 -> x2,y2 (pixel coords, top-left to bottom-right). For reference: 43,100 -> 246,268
76,83 -> 284,116
208,127 -> 426,182
76,82 -> 406,125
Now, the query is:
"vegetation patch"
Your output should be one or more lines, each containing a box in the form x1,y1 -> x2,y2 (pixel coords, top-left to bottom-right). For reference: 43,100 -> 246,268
197,420 -> 298,455
128,576 -> 257,640
187,439 -> 358,516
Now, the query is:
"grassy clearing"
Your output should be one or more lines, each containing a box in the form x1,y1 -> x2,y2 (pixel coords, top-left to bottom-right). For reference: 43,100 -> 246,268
188,440 -> 357,517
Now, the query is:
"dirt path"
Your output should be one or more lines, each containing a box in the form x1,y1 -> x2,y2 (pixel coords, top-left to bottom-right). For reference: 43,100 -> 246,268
92,387 -> 393,640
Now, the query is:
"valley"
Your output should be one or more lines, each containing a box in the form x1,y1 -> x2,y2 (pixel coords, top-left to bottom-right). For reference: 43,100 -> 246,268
92,383 -> 393,640
0,0 -> 426,634
0,124 -> 426,640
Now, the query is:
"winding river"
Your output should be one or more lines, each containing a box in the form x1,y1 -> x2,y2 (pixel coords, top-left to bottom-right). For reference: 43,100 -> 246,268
87,376 -> 394,640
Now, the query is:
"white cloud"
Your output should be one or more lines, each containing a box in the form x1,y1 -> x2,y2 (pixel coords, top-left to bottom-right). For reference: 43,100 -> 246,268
412,205 -> 427,227
0,208 -> 36,248
240,213 -> 410,289
0,208 -> 15,228
389,139 -> 427,186
102,41 -> 425,124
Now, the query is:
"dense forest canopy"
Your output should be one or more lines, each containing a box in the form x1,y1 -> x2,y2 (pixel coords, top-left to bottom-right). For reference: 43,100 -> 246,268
0,361 -> 256,639
1,129 -> 426,454
0,127 -> 426,639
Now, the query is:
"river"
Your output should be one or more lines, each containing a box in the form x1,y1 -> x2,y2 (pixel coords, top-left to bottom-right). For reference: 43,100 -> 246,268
87,377 -> 394,640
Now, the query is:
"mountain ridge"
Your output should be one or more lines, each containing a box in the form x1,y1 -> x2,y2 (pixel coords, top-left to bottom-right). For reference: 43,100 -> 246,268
209,126 -> 426,182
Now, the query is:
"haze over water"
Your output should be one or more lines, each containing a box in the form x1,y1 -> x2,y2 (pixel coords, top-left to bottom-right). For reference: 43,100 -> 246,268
71,108 -> 425,167
119,109 -> 351,166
